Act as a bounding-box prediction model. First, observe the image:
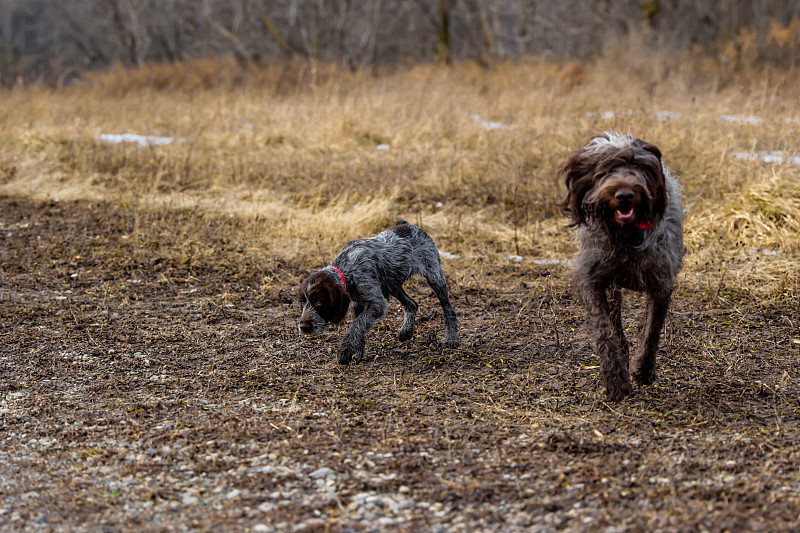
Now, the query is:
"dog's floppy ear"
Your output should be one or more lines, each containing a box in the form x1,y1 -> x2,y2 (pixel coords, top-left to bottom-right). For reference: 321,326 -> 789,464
635,138 -> 668,223
327,283 -> 351,324
299,272 -> 350,324
560,146 -> 598,226
635,139 -> 662,161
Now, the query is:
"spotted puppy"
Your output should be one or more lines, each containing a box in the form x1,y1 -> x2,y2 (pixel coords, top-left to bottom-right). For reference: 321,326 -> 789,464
298,221 -> 460,364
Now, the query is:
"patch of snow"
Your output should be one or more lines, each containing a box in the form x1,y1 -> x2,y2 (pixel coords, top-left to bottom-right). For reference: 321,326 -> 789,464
720,115 -> 763,125
732,151 -> 800,165
750,247 -> 779,256
508,255 -> 523,262
654,110 -> 681,121
585,110 -> 633,120
97,133 -> 180,147
438,251 -> 460,260
376,144 -> 390,150
471,114 -> 510,130
531,258 -> 571,266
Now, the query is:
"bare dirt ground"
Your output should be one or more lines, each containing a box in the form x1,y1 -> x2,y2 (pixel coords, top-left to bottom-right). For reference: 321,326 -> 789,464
1,195 -> 798,532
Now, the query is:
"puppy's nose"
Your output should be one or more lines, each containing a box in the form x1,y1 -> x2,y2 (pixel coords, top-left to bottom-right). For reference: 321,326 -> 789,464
615,188 -> 635,202
298,322 -> 313,334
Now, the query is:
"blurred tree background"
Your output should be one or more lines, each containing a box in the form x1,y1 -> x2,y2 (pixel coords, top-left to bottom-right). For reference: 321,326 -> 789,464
0,0 -> 798,85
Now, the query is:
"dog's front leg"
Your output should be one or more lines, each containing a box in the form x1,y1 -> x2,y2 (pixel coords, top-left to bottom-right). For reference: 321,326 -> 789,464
631,289 -> 671,385
338,298 -> 388,364
583,284 -> 631,401
424,270 -> 460,348
608,286 -> 629,359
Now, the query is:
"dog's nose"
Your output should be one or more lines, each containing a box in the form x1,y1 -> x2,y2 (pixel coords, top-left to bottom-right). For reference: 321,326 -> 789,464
298,322 -> 313,334
615,188 -> 635,202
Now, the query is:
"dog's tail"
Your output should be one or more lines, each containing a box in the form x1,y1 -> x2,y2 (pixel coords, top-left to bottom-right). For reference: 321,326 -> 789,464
389,219 -> 416,239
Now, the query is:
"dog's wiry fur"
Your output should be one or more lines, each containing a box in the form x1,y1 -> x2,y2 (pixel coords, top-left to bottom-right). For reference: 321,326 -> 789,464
562,132 -> 684,400
298,221 -> 459,364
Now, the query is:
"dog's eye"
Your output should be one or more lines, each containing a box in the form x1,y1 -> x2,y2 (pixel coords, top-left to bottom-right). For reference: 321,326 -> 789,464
313,300 -> 322,307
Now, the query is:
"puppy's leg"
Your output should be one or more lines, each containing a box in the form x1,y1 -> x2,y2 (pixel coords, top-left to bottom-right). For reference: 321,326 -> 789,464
394,288 -> 418,341
583,283 -> 631,401
338,298 -> 387,364
631,289 -> 671,385
423,267 -> 459,348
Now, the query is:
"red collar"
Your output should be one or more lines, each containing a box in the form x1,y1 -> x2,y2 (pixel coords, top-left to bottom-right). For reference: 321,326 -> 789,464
637,221 -> 654,230
329,266 -> 346,290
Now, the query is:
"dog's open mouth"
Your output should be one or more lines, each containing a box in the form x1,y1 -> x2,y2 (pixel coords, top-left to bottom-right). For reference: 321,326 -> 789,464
614,208 -> 636,223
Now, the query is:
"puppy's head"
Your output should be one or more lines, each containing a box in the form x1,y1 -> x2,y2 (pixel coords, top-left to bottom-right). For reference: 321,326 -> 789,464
297,270 -> 350,335
561,132 -> 667,231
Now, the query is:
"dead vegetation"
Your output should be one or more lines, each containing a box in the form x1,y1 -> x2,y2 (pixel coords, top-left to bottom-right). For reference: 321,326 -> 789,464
1,55 -> 799,531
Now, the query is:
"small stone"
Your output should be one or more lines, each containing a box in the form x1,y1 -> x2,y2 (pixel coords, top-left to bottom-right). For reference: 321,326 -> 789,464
308,467 -> 334,479
294,518 -> 326,531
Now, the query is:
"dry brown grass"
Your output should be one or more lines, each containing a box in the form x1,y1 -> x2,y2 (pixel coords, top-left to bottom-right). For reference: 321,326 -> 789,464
1,53 -> 798,299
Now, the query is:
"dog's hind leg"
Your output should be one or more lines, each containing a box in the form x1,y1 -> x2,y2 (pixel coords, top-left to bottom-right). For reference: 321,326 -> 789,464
631,290 -> 671,385
338,298 -> 388,365
394,288 -> 418,341
422,267 -> 459,348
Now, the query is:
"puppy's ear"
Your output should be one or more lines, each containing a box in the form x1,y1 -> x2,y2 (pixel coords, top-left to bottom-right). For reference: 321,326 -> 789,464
299,272 -> 349,323
328,284 -> 351,324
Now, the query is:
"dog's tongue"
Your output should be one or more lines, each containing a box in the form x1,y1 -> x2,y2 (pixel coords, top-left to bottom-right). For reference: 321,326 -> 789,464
614,209 -> 635,222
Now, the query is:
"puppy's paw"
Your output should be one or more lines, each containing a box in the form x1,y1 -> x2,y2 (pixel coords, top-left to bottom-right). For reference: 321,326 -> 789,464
338,344 -> 364,365
337,346 -> 355,365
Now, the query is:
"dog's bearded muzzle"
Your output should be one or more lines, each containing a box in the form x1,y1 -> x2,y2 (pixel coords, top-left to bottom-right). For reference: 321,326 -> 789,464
298,304 -> 328,335
589,173 -> 653,228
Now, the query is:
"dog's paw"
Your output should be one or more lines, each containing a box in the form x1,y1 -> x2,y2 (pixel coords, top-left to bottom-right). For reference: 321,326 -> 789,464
337,347 -> 355,365
604,380 -> 632,402
632,368 -> 656,386
441,337 -> 460,349
398,329 -> 414,342
631,355 -> 656,385
337,343 -> 365,365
